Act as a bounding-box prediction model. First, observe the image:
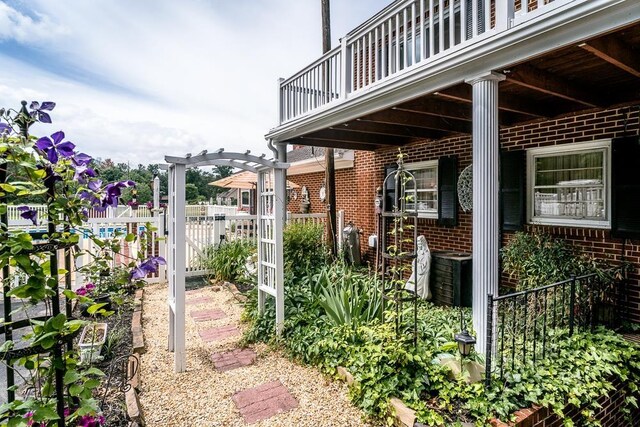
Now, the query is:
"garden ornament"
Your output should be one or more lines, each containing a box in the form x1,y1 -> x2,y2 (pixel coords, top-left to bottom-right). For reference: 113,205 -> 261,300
405,235 -> 432,300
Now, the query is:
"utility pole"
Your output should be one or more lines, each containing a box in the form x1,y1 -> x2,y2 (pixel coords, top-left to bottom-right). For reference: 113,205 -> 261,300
322,0 -> 337,256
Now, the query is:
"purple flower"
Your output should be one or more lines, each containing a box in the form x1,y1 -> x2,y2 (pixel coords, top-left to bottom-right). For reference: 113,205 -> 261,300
29,101 -> 55,124
35,131 -> 75,163
76,287 -> 87,296
85,283 -> 96,292
130,256 -> 166,279
23,411 -> 34,427
73,152 -> 92,166
0,122 -> 10,135
100,180 -> 135,210
17,206 -> 38,225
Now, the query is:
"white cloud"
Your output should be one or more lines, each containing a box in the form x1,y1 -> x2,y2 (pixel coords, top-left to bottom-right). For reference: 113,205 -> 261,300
0,2 -> 67,43
0,0 -> 390,164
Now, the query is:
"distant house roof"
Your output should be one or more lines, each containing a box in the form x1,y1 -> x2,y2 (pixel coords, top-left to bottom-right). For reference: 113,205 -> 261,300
209,147 -> 354,189
287,146 -> 349,163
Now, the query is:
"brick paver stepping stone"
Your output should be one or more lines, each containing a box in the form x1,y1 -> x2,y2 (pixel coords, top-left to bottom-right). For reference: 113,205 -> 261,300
198,324 -> 240,342
185,296 -> 213,305
190,309 -> 226,322
232,380 -> 298,424
210,348 -> 257,371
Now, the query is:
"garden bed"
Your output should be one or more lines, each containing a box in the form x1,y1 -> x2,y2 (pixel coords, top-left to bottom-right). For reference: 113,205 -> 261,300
76,297 -> 134,427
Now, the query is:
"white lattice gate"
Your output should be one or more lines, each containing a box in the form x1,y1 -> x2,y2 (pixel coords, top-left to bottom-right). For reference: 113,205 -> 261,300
257,168 -> 285,332
164,151 -> 287,372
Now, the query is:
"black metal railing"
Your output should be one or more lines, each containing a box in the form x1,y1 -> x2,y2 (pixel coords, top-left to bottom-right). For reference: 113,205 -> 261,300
485,269 -> 626,385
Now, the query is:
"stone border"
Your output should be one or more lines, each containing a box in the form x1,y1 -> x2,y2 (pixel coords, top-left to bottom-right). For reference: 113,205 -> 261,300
127,288 -> 146,427
336,366 -> 417,427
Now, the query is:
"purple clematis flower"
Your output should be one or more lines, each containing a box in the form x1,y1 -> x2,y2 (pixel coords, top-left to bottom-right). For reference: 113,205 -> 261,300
72,153 -> 95,183
0,122 -> 10,135
17,206 -> 38,225
100,180 -> 135,210
130,256 -> 166,279
35,131 -> 75,164
29,101 -> 56,124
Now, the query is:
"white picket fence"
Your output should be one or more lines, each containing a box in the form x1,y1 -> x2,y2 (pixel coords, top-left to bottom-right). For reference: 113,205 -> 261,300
183,211 -> 344,277
6,205 -> 342,282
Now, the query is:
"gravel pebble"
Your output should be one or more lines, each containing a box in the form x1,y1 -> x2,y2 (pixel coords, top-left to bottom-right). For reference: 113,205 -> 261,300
139,283 -> 374,426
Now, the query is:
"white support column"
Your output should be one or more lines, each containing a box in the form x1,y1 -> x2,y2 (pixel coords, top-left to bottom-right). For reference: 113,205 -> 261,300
256,170 -> 265,314
153,175 -> 160,215
167,165 -> 175,352
466,71 -> 505,356
173,163 -> 186,373
274,168 -> 286,335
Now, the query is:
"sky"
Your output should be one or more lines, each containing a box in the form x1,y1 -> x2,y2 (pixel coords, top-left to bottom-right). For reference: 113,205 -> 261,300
0,0 -> 391,165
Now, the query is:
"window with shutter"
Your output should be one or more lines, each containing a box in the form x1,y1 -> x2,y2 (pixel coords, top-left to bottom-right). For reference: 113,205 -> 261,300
500,150 -> 525,231
438,155 -> 458,227
612,135 -> 640,239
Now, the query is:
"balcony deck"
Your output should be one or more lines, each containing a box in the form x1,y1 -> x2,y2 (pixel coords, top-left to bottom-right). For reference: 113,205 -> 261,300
267,0 -> 640,148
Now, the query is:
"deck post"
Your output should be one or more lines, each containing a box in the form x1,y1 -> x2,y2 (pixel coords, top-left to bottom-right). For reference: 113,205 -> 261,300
495,0 -> 515,32
466,71 -> 505,355
340,37 -> 350,100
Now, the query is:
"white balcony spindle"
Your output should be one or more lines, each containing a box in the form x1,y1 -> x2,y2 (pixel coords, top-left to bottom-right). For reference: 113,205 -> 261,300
484,0 -> 491,32
411,2 -> 417,64
420,0 -> 426,61
395,14 -> 401,73
368,31 -> 373,85
277,78 -> 284,125
449,0 -> 455,48
373,27 -> 379,81
461,0 -> 467,42
429,0 -> 435,56
403,8 -> 408,68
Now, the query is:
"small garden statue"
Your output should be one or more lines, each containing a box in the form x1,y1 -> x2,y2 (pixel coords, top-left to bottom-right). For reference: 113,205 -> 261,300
300,185 -> 310,213
405,235 -> 432,300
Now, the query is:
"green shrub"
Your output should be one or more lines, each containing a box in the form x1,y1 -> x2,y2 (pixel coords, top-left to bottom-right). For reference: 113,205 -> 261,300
501,232 -> 605,291
202,240 -> 256,283
316,263 -> 381,330
283,222 -> 327,280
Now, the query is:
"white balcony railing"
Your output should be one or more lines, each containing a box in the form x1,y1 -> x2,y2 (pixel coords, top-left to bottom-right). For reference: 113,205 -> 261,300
278,0 -> 569,124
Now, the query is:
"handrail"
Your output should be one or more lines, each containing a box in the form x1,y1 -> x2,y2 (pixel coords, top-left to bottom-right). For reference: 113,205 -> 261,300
279,46 -> 342,87
277,0 -> 576,124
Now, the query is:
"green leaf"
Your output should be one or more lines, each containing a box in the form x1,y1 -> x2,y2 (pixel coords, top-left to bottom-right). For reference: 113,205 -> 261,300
64,370 -> 82,385
86,302 -> 107,315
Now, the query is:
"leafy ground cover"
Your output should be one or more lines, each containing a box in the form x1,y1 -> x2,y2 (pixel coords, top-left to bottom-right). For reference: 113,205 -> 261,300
229,224 -> 640,426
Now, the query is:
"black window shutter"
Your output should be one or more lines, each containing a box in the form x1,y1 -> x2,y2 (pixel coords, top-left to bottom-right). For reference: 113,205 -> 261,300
612,136 -> 640,239
500,150 -> 526,231
438,155 -> 458,227
383,164 -> 398,212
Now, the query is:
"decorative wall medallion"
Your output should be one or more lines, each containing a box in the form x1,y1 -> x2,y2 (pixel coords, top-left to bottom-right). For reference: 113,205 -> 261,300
457,164 -> 473,212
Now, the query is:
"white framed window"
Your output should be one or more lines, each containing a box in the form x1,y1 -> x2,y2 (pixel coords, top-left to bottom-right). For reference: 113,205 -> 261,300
405,160 -> 438,219
527,140 -> 611,228
241,190 -> 250,207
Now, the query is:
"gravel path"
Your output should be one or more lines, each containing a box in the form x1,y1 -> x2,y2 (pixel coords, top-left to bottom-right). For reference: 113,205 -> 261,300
139,283 -> 372,426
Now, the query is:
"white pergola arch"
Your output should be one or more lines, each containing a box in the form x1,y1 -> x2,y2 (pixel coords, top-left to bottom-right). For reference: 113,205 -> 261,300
165,151 -> 288,373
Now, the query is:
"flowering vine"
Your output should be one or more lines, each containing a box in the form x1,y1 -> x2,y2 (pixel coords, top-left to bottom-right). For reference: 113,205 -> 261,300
0,101 -> 164,426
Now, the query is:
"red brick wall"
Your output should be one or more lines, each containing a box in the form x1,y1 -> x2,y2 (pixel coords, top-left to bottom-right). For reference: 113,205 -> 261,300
287,106 -> 640,322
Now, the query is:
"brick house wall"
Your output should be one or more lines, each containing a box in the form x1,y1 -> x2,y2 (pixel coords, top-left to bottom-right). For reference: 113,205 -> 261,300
286,106 -> 640,323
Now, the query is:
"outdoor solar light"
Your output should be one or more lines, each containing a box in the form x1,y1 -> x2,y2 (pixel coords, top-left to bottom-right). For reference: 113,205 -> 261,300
455,306 -> 476,358
454,329 -> 476,357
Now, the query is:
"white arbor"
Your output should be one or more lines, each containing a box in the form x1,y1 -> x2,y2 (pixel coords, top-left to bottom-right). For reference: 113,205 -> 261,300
164,151 -> 288,373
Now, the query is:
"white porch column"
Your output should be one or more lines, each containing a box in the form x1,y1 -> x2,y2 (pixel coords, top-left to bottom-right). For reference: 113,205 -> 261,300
466,71 -> 505,355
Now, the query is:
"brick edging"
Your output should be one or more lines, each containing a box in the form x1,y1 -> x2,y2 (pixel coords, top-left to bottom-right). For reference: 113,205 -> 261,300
127,288 -> 146,427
